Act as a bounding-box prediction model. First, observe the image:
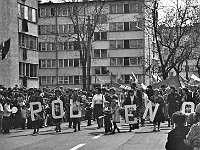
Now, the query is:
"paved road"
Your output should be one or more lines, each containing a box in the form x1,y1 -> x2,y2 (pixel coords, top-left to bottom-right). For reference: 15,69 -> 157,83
0,120 -> 170,150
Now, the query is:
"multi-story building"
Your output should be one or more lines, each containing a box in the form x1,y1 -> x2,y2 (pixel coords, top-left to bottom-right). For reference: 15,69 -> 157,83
38,0 -> 148,89
0,0 -> 39,88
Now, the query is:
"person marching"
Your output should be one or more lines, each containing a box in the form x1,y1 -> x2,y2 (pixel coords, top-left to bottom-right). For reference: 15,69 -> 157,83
2,98 -> 12,134
124,89 -> 139,132
50,89 -> 66,133
150,89 -> 165,132
92,87 -> 105,129
111,100 -> 121,134
71,88 -> 82,132
103,101 -> 112,133
85,102 -> 92,126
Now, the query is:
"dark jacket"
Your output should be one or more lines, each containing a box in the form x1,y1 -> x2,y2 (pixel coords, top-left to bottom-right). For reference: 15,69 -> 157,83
165,125 -> 192,150
167,93 -> 181,117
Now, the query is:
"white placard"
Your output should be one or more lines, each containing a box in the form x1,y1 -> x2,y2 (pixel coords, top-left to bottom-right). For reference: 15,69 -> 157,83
125,105 -> 138,124
143,102 -> 160,122
181,102 -> 195,116
52,99 -> 64,119
70,99 -> 82,118
30,102 -> 42,121
11,107 -> 18,113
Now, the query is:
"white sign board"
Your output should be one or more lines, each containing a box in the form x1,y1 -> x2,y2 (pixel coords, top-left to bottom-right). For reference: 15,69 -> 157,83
70,99 -> 82,118
125,105 -> 138,124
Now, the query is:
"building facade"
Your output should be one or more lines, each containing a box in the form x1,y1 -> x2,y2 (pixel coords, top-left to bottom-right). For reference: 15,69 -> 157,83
0,0 -> 39,88
38,0 -> 148,89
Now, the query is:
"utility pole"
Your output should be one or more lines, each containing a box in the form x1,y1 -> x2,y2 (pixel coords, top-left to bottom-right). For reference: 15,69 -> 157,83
87,16 -> 91,92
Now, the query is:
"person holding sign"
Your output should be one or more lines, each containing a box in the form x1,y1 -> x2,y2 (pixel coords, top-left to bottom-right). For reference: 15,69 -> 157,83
50,89 -> 66,133
124,89 -> 139,132
71,88 -> 82,132
29,89 -> 44,135
150,89 -> 165,132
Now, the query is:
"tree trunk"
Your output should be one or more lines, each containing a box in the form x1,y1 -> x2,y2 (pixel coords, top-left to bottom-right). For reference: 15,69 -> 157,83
163,72 -> 168,80
82,60 -> 87,90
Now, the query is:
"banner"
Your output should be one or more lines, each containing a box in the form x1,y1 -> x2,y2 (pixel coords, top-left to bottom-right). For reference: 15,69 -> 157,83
52,99 -> 64,119
142,102 -> 159,122
181,102 -> 195,116
30,102 -> 42,121
125,105 -> 138,124
70,99 -> 82,118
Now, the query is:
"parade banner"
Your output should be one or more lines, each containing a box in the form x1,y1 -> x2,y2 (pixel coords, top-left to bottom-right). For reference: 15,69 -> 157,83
30,102 -> 42,121
181,102 -> 195,116
142,102 -> 159,122
52,99 -> 64,119
125,105 -> 138,124
70,99 -> 82,118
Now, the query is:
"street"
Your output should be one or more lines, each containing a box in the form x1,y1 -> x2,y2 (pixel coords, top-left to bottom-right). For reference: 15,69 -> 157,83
0,120 -> 170,150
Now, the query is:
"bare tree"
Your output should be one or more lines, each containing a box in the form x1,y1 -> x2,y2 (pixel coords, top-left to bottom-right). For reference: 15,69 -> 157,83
145,0 -> 200,80
60,0 -> 107,90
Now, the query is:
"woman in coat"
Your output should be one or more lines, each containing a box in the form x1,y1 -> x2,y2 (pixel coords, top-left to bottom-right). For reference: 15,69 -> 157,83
111,100 -> 121,134
150,89 -> 165,132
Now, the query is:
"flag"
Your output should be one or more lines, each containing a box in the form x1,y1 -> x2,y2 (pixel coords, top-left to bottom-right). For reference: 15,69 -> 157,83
1,38 -> 11,60
95,75 -> 105,85
130,72 -> 138,83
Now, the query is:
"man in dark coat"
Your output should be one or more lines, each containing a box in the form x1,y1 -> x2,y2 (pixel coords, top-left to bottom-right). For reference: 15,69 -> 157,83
167,86 -> 181,126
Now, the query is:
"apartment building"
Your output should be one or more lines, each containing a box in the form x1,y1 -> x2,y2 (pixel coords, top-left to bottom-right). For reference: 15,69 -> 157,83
0,0 -> 39,88
38,0 -> 148,89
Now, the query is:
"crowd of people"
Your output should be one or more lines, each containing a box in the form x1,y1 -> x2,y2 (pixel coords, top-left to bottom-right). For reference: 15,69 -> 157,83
1,83 -> 200,149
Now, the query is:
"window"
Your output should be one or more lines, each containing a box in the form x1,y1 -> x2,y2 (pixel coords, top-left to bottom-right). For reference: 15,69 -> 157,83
40,8 -> 46,17
124,4 -> 129,13
109,23 -> 116,31
117,4 -> 123,13
124,75 -> 130,84
94,49 -> 107,58
41,60 -> 46,68
94,32 -> 107,41
124,40 -> 129,49
124,22 -> 129,31
137,39 -> 143,48
52,60 -> 56,67
110,5 -> 116,14
101,32 -> 107,40
69,59 -> 73,67
69,76 -> 73,84
51,8 -> 56,16
26,63 -> 30,77
101,49 -> 107,58
58,42 -> 64,50
47,60 -> 51,67
30,64 -> 37,77
94,50 -> 100,58
64,76 -> 69,84
74,76 -> 80,84
116,23 -> 123,31
73,41 -> 80,50
58,59 -> 64,68
117,40 -> 123,49
64,59 -> 68,67
110,58 -> 116,66
74,59 -> 79,67
58,25 -> 64,34
130,39 -> 137,48
117,58 -> 123,66
19,62 -> 23,76
28,7 -> 32,21
124,57 -> 129,66
130,57 -> 137,65
110,41 -> 116,49
138,57 -> 143,65
94,32 -> 100,41
58,77 -> 64,84
19,33 -> 37,50
94,67 -> 100,75
101,67 -> 107,74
